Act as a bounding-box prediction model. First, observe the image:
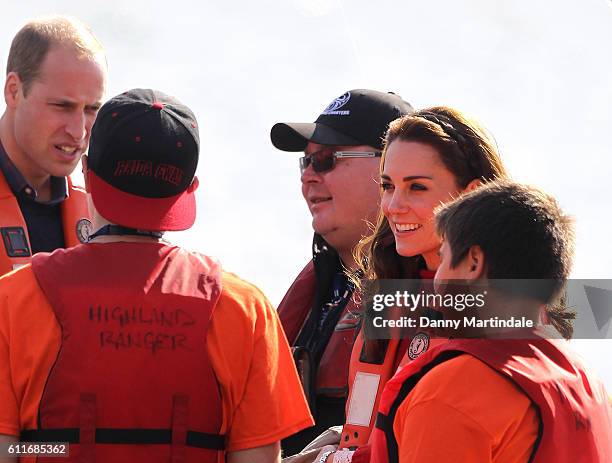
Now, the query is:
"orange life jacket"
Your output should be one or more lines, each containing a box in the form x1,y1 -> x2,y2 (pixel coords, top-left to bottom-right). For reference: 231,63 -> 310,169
27,242 -> 225,463
340,332 -> 447,450
340,272 -> 443,449
0,170 -> 90,274
371,336 -> 612,463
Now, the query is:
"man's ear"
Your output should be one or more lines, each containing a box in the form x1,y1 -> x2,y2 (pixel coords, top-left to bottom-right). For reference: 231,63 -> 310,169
81,155 -> 90,192
188,175 -> 199,192
4,72 -> 22,108
464,178 -> 482,193
466,244 -> 486,281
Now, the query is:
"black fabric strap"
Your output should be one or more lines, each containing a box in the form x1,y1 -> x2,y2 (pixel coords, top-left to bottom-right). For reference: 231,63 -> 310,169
375,412 -> 391,430
379,350 -> 464,463
20,428 -> 225,450
88,224 -> 163,241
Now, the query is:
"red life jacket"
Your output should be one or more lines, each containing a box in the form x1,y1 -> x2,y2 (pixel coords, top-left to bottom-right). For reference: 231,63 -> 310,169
0,171 -> 90,274
278,261 -> 361,397
28,242 -> 225,463
371,336 -> 612,463
278,261 -> 316,345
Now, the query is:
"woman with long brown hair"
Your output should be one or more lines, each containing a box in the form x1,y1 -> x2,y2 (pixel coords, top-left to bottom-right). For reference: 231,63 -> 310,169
356,106 -> 505,281
317,106 -> 573,463
356,107 -> 572,335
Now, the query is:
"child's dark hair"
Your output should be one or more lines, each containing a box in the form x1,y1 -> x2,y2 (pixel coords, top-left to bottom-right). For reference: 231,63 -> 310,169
435,180 -> 576,338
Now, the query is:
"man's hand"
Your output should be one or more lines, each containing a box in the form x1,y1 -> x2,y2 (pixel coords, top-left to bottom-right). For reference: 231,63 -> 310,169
313,444 -> 336,462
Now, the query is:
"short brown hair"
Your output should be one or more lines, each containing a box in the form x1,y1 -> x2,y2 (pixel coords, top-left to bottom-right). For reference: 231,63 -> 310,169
435,180 -> 575,301
6,15 -> 105,95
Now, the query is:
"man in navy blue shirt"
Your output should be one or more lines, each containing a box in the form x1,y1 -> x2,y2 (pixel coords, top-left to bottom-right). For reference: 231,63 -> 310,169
0,15 -> 106,272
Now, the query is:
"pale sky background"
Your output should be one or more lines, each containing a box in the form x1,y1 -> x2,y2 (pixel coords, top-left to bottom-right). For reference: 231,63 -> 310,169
1,0 -> 611,385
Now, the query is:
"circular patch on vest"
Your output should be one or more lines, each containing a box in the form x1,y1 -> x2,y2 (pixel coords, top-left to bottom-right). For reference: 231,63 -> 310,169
408,332 -> 430,360
76,218 -> 93,243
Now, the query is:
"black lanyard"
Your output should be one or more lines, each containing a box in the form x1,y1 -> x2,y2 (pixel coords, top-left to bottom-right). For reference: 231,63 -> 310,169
318,272 -> 353,330
88,224 -> 163,241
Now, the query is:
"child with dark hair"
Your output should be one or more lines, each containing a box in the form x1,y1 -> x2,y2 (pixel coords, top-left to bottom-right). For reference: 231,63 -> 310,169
369,180 -> 612,463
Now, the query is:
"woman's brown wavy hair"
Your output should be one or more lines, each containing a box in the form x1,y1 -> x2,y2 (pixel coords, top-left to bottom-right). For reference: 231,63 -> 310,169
352,106 -> 575,338
354,106 -> 506,280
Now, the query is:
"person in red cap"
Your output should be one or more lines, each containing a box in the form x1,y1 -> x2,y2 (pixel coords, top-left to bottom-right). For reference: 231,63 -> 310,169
270,90 -> 413,455
0,16 -> 107,274
0,88 -> 313,463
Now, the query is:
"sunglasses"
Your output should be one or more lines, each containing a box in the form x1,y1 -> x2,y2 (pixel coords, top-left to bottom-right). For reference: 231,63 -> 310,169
299,148 -> 382,174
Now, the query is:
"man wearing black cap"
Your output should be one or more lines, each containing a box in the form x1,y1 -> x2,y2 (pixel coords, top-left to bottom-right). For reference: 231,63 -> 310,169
270,89 -> 413,454
0,89 -> 313,463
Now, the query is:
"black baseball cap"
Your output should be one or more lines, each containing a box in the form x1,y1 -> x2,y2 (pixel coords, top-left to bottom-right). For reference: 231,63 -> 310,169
87,88 -> 200,231
270,89 -> 413,151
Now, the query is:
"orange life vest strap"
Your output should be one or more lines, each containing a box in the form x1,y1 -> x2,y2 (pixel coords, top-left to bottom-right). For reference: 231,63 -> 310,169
340,333 -> 408,449
0,171 -> 32,272
0,173 -> 90,275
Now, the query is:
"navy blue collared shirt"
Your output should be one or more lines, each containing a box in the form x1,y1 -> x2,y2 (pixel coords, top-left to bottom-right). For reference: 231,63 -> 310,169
0,141 -> 67,253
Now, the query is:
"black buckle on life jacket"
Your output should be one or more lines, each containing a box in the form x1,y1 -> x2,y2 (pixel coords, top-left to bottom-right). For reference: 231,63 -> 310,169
20,428 -> 225,450
375,412 -> 391,431
1,227 -> 31,257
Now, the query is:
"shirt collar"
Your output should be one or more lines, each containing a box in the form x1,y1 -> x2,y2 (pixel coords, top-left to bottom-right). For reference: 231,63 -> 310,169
0,140 -> 68,205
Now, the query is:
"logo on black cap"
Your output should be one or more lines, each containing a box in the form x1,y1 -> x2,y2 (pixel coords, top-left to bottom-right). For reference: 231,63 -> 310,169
322,92 -> 351,116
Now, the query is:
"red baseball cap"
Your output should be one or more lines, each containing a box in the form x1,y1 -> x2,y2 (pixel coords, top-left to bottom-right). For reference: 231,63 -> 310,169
87,89 -> 199,231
